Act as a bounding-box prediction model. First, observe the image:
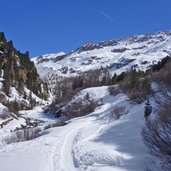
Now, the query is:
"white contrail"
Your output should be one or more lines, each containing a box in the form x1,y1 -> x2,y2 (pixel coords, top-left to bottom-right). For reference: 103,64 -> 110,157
100,10 -> 125,30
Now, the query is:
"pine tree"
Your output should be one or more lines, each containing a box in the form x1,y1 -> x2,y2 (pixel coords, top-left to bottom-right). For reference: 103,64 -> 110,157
144,99 -> 152,118
23,91 -> 27,99
0,32 -> 6,42
129,70 -> 139,89
112,73 -> 117,84
85,93 -> 90,101
29,90 -> 33,108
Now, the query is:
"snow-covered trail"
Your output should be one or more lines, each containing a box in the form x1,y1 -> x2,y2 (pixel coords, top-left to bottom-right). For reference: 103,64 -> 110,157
0,87 -> 154,171
50,118 -> 92,171
46,103 -> 127,171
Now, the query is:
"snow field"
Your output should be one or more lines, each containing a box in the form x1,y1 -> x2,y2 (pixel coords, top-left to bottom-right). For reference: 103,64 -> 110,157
0,86 -> 154,171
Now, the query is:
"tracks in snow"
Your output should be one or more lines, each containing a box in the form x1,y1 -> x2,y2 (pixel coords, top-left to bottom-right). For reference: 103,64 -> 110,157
50,118 -> 92,171
49,114 -> 125,171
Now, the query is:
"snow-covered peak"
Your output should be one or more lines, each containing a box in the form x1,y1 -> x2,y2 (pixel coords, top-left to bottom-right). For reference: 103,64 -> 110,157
32,52 -> 66,64
32,30 -> 171,79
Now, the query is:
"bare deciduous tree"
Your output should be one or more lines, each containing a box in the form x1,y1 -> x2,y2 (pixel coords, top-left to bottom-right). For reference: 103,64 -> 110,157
142,117 -> 171,171
142,59 -> 171,170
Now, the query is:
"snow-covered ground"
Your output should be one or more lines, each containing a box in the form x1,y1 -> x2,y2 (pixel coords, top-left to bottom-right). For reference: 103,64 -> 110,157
0,86 -> 155,171
19,105 -> 57,122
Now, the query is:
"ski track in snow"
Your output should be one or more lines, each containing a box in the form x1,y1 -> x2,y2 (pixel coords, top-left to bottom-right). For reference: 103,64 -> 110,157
49,114 -> 125,171
47,93 -> 134,171
51,121 -> 90,171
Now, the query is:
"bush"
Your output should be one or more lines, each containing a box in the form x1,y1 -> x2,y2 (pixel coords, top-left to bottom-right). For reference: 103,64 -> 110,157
6,100 -> 20,115
112,106 -> 128,119
120,70 -> 152,103
142,59 -> 171,170
43,121 -> 65,130
3,127 -> 42,144
66,100 -> 98,118
108,85 -> 120,96
152,60 -> 171,92
142,117 -> 171,171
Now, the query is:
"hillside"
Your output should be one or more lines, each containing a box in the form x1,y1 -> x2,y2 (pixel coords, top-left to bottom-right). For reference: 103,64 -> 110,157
0,32 -> 48,119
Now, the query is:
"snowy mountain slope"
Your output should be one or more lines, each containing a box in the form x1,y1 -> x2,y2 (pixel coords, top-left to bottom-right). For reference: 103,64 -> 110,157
0,86 -> 46,133
0,86 -> 157,171
32,52 -> 66,78
32,30 -> 171,78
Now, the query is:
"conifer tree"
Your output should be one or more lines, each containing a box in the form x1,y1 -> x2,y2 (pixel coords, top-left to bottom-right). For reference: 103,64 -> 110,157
144,99 -> 152,118
29,90 -> 33,108
85,93 -> 90,101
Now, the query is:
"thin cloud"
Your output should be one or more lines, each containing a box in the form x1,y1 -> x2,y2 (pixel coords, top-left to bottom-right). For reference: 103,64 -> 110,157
100,10 -> 125,30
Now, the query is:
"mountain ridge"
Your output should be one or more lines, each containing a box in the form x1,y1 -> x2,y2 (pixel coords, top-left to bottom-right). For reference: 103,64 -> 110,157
32,30 -> 171,79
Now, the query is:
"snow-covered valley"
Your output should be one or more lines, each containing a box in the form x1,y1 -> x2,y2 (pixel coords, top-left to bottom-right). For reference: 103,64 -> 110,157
1,0 -> 171,168
1,30 -> 170,171
0,86 -> 155,171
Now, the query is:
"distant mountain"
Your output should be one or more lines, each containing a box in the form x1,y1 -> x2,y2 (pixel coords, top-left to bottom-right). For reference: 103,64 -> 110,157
32,30 -> 171,79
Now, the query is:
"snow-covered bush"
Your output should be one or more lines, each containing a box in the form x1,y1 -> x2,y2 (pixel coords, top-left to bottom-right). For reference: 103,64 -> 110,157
43,121 -> 65,130
3,127 -> 42,144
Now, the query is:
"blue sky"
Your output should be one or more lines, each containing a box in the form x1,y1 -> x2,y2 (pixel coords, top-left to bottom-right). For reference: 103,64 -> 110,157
0,0 -> 171,57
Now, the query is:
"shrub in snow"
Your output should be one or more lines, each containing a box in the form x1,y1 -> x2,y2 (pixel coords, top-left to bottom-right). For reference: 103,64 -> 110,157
152,59 -> 171,98
142,60 -> 171,170
66,100 -> 98,118
120,70 -> 152,103
6,100 -> 19,115
112,106 -> 128,119
108,85 -> 120,96
142,117 -> 171,171
43,121 -> 65,130
3,127 -> 42,144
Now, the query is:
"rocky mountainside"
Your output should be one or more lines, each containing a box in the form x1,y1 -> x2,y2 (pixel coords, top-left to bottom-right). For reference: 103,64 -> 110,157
0,32 -> 48,115
32,30 -> 171,79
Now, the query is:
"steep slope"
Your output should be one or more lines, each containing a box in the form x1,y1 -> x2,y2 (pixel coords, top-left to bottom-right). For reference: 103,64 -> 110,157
33,30 -> 171,79
0,32 -> 48,98
0,32 -> 48,119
